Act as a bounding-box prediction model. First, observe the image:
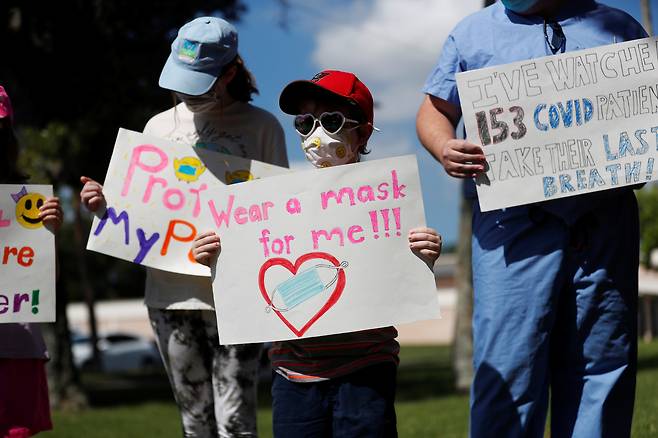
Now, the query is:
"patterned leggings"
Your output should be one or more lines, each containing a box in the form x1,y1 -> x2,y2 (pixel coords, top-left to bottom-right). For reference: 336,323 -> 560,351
148,308 -> 261,438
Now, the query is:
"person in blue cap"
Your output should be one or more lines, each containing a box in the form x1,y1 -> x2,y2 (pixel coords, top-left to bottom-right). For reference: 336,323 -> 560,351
416,1 -> 647,437
80,16 -> 288,438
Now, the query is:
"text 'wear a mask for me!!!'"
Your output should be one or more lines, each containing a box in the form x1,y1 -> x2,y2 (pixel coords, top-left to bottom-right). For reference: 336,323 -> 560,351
301,126 -> 356,168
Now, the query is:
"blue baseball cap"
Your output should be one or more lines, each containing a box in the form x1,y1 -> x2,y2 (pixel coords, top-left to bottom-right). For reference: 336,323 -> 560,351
159,17 -> 238,96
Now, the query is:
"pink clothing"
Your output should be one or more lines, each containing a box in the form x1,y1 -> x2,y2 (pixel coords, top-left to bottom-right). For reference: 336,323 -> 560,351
0,359 -> 52,437
5,428 -> 30,438
0,86 -> 13,120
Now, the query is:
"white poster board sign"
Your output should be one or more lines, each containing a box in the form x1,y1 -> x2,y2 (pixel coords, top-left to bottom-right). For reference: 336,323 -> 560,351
456,37 -> 658,211
213,155 -> 439,344
0,184 -> 56,323
86,128 -> 290,276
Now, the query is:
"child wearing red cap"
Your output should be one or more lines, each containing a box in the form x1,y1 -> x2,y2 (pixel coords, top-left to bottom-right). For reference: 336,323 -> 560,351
193,70 -> 442,437
0,86 -> 62,438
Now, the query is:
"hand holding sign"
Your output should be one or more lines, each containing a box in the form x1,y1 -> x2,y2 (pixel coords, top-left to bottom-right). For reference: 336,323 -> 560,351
212,155 -> 440,345
39,197 -> 63,232
0,184 -> 56,323
80,176 -> 106,212
408,227 -> 442,270
85,129 -> 290,276
192,230 -> 221,266
440,139 -> 486,179
456,37 -> 658,211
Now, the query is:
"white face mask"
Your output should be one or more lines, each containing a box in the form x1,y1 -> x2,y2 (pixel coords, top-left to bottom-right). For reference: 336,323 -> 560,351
176,90 -> 220,113
301,126 -> 356,168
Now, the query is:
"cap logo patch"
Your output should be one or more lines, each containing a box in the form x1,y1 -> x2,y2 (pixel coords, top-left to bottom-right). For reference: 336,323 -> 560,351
310,72 -> 330,82
178,39 -> 200,63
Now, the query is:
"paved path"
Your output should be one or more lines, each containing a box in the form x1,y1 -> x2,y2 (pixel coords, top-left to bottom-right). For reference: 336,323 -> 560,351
68,289 -> 458,346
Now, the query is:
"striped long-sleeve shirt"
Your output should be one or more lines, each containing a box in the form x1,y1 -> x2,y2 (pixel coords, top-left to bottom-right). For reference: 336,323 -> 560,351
269,326 -> 399,382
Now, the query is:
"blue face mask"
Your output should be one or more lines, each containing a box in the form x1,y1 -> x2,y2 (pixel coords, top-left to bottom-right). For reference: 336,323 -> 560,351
501,0 -> 541,13
177,164 -> 197,176
266,261 -> 348,312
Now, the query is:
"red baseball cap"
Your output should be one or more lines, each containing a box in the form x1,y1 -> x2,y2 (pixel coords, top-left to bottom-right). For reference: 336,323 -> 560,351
279,70 -> 374,131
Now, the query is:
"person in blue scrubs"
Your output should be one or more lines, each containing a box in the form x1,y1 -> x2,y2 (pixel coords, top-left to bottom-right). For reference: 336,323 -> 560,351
416,1 -> 648,437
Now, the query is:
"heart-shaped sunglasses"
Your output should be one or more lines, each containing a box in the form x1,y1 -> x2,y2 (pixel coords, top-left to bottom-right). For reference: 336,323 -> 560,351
293,112 -> 362,136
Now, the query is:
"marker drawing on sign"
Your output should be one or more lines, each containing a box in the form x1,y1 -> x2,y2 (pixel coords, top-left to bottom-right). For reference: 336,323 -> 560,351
265,260 -> 348,313
369,208 -> 402,239
258,252 -> 348,337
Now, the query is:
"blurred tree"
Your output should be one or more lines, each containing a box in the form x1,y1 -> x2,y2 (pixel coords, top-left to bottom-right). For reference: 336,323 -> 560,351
1,0 -> 246,408
639,0 -> 657,263
641,0 -> 653,35
637,186 -> 658,341
450,0 -> 497,395
638,187 -> 658,267
639,0 -> 655,342
453,192 -> 473,392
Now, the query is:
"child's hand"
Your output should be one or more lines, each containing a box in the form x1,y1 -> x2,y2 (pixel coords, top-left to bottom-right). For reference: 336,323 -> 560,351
40,197 -> 63,232
408,227 -> 442,271
80,176 -> 106,212
192,230 -> 221,267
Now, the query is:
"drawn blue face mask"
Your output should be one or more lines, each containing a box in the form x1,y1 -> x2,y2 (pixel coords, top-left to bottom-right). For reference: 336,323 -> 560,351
501,0 -> 541,13
266,261 -> 348,313
178,164 -> 197,176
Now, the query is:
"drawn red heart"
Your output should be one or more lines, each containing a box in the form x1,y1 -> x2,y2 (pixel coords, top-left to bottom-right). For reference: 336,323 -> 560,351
258,252 -> 346,337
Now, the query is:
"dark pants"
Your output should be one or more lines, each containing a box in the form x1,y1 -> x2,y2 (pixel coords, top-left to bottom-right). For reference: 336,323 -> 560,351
272,363 -> 397,438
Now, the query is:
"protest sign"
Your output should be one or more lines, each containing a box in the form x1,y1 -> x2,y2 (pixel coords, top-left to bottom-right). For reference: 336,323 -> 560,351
456,37 -> 658,211
212,155 -> 439,345
86,128 -> 289,276
0,184 -> 55,323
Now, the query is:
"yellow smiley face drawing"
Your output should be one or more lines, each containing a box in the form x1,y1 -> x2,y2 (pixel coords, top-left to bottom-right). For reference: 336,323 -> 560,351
15,191 -> 46,229
173,157 -> 206,183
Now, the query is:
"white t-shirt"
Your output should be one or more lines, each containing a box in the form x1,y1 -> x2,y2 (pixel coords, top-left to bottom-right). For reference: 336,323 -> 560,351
142,101 -> 288,310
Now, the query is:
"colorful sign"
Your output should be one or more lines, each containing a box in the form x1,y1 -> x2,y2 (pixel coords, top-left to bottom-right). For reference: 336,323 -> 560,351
0,184 -> 55,323
212,155 -> 439,344
456,37 -> 658,211
86,128 -> 289,276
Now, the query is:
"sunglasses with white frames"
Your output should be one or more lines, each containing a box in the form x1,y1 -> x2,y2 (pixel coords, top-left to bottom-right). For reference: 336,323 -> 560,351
294,111 -> 379,136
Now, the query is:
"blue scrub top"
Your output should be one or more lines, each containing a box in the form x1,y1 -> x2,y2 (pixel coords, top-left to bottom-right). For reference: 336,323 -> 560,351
423,0 -> 648,221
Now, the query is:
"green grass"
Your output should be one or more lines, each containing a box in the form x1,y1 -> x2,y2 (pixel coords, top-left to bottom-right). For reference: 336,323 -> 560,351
42,342 -> 658,438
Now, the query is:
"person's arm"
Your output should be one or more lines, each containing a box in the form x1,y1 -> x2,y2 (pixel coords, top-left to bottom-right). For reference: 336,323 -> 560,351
416,95 -> 486,179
